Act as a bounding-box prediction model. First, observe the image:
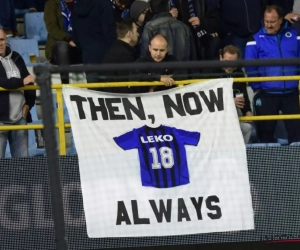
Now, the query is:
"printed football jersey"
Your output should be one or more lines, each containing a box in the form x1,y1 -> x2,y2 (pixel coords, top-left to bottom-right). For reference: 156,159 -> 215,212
114,125 -> 200,188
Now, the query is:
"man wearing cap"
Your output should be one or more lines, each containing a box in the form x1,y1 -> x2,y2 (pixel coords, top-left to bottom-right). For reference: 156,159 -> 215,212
130,0 -> 150,58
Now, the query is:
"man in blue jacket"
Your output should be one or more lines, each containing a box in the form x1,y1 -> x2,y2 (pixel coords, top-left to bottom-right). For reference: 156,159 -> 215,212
245,5 -> 300,144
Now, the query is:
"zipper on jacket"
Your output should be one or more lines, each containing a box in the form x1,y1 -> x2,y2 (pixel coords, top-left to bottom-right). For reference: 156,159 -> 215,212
243,0 -> 252,33
276,36 -> 286,91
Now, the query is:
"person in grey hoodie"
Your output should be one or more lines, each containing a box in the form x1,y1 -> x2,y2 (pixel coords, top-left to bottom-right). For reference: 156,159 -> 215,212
0,28 -> 36,158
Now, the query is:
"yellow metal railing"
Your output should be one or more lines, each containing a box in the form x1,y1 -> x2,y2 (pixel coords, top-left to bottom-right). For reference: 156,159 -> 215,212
0,76 -> 300,155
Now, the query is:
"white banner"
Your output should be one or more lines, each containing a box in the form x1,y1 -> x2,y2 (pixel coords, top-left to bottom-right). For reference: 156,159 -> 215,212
63,79 -> 254,238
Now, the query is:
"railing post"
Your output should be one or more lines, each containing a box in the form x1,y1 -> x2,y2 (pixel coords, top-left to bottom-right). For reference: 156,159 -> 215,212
34,65 -> 68,250
56,89 -> 67,155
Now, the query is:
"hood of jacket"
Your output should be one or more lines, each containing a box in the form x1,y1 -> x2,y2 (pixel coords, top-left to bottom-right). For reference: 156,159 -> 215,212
0,46 -> 13,60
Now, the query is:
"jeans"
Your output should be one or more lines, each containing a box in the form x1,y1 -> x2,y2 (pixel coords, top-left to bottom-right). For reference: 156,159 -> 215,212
51,41 -> 82,84
0,117 -> 28,158
221,33 -> 249,59
0,0 -> 17,32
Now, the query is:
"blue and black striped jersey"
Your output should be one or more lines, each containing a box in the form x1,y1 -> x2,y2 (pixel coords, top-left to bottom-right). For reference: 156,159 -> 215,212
114,125 -> 200,188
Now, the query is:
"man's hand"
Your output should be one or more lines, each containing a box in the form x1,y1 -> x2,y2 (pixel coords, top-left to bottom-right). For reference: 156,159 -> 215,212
210,33 -> 218,37
22,104 -> 30,118
149,86 -> 156,92
23,75 -> 35,85
188,17 -> 200,26
170,8 -> 178,18
69,40 -> 76,47
28,8 -> 37,13
246,111 -> 253,116
161,75 -> 175,87
285,12 -> 299,24
234,96 -> 245,109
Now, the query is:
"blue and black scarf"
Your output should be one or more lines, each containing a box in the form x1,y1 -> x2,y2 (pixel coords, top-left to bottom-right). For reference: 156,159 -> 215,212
170,0 -> 207,38
59,0 -> 73,35
109,0 -> 130,18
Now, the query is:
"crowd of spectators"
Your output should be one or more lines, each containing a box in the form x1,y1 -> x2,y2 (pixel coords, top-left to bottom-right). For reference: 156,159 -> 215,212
1,0 -> 300,158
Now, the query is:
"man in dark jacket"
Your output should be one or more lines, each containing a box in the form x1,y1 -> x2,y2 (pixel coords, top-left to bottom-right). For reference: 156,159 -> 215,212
72,0 -> 117,83
100,18 -> 140,93
212,45 -> 252,143
170,0 -> 220,60
140,0 -> 196,61
0,28 -> 36,158
44,0 -> 81,84
217,0 -> 266,58
245,5 -> 300,143
130,0 -> 150,58
135,34 -> 184,92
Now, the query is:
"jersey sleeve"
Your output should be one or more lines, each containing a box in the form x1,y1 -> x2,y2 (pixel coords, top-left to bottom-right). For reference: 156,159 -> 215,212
175,128 -> 200,146
113,130 -> 137,150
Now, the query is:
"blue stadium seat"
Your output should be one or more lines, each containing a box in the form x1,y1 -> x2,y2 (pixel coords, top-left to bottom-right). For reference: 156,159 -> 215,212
246,143 -> 281,148
7,38 -> 41,66
4,94 -> 77,158
24,12 -> 47,44
290,142 -> 300,146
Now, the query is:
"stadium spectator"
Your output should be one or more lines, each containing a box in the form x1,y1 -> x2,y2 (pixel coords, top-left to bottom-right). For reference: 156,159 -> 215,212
14,0 -> 37,17
130,1 -> 149,34
267,0 -> 296,22
217,0 -> 266,58
44,0 -> 82,84
0,0 -> 18,37
101,18 -> 140,93
140,0 -> 196,61
113,0 -> 134,20
292,0 -> 300,32
72,0 -> 116,83
170,0 -> 220,60
130,0 -> 150,57
0,28 -> 36,158
216,45 -> 252,143
135,34 -> 183,92
245,5 -> 300,143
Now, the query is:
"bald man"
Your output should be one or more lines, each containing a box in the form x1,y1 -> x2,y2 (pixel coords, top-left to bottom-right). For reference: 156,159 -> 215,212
135,34 -> 184,92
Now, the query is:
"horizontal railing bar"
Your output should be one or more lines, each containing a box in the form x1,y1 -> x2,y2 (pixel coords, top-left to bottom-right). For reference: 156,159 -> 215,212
42,58 -> 300,73
0,124 -> 59,131
1,76 -> 300,91
0,114 -> 299,131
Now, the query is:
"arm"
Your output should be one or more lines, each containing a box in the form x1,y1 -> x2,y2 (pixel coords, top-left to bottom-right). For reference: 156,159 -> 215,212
44,1 -> 71,42
18,56 -> 36,109
245,38 -> 261,91
0,77 -> 24,89
239,82 -> 252,115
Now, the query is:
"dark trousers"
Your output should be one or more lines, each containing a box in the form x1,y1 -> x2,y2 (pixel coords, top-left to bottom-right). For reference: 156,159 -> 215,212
253,90 -> 300,143
0,0 -> 17,32
51,41 -> 82,84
